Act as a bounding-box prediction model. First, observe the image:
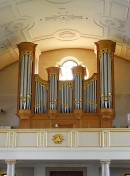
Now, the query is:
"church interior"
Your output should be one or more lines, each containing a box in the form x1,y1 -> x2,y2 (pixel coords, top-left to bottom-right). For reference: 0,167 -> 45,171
0,0 -> 130,176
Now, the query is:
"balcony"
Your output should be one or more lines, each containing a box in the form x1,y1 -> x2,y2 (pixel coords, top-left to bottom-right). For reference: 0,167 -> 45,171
0,128 -> 130,160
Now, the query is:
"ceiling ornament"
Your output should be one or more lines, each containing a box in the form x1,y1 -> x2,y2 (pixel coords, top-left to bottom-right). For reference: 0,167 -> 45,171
45,14 -> 82,22
94,16 -> 125,32
5,18 -> 34,34
54,29 -> 80,41
0,39 -> 11,51
46,0 -> 73,4
45,7 -> 82,22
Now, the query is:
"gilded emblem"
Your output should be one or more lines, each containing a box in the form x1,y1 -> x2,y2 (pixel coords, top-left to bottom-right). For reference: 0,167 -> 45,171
53,134 -> 64,144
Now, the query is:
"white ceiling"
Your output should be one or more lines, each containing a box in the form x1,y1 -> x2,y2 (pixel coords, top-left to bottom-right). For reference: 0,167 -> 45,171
0,0 -> 130,70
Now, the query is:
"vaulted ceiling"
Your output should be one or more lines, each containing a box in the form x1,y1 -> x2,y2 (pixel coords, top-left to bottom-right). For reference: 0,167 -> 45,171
0,0 -> 130,70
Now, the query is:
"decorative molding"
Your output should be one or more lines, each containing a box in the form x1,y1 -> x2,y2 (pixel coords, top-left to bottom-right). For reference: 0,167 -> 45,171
45,14 -> 82,21
45,8 -> 82,22
54,29 -> 80,41
53,134 -> 64,144
5,18 -> 34,34
46,0 -> 73,4
94,15 -> 125,32
0,39 -> 11,51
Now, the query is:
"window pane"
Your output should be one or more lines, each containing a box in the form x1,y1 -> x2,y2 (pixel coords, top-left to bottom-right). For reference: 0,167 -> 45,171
59,59 -> 89,80
59,60 -> 78,80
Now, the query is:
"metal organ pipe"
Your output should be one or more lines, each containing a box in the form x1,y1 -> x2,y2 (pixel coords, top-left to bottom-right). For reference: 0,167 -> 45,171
27,56 -> 32,110
84,75 -> 97,113
107,53 -> 112,108
49,74 -> 57,110
75,73 -> 82,109
54,75 -> 57,110
20,52 -> 32,110
35,79 -> 38,113
77,74 -> 79,109
23,54 -> 28,109
59,82 -> 72,113
104,52 -> 108,108
100,53 -> 104,109
34,76 -> 48,114
99,50 -> 112,109
20,55 -> 24,109
79,74 -> 82,109
94,79 -> 97,112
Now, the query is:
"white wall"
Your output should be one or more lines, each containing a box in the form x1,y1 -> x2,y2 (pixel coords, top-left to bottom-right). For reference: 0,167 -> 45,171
111,167 -> 130,176
16,168 -> 34,176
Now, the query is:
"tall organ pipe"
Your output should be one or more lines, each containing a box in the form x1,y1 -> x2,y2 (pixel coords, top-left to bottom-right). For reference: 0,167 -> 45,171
34,76 -> 48,114
17,42 -> 37,114
72,66 -> 85,110
84,74 -> 97,113
20,52 -> 33,110
46,67 -> 60,111
95,40 -> 116,111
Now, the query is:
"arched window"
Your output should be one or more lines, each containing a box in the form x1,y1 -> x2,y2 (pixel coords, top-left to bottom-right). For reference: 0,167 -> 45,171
57,56 -> 89,80
59,60 -> 77,80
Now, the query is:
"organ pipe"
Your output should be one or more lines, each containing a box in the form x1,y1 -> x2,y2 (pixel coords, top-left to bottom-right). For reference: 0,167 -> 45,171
19,51 -> 33,110
59,82 -> 73,113
84,74 -> 97,113
17,42 -> 37,114
17,40 -> 116,129
46,67 -> 60,111
34,75 -> 48,114
72,66 -> 85,111
95,40 -> 116,111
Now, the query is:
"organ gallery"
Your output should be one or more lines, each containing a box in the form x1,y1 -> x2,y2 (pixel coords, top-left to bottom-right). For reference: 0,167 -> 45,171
17,40 -> 116,128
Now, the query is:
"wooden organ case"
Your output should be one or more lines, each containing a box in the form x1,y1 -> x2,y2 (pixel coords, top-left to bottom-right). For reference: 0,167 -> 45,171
17,40 -> 116,128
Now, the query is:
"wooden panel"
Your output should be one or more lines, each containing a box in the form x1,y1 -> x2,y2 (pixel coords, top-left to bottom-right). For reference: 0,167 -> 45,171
81,115 -> 100,128
101,118 -> 112,128
31,119 -> 51,128
20,119 -> 30,128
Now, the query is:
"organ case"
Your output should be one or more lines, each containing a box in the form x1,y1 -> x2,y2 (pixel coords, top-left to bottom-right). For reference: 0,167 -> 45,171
17,40 -> 116,128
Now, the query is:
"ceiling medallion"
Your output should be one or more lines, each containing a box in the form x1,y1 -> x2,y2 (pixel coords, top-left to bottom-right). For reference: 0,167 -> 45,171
53,134 -> 64,144
46,0 -> 73,4
54,29 -> 80,41
94,16 -> 125,32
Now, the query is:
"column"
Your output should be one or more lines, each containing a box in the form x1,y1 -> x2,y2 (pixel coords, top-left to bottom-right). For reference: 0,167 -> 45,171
100,160 -> 111,176
5,160 -> 16,176
34,165 -> 45,176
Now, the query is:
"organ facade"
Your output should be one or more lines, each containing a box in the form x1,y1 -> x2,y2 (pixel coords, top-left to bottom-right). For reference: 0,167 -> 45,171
17,40 -> 116,128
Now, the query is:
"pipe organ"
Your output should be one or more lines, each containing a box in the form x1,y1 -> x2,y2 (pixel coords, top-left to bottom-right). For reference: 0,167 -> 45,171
17,40 -> 116,128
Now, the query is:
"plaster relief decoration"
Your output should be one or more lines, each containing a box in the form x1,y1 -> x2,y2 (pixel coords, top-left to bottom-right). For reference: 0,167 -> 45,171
0,39 -> 11,52
94,15 -> 125,32
5,18 -> 34,34
46,0 -> 74,4
53,134 -> 64,144
54,29 -> 80,41
0,17 -> 34,47
45,8 -> 82,22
